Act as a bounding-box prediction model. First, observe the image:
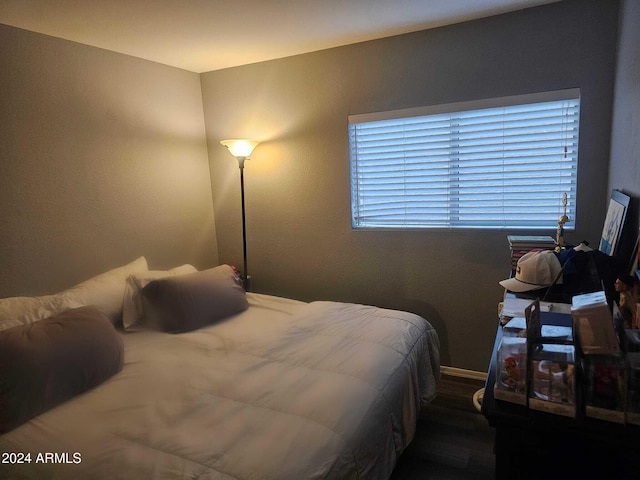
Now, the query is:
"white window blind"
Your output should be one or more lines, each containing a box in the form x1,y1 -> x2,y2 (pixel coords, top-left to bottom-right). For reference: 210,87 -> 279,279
349,90 -> 580,229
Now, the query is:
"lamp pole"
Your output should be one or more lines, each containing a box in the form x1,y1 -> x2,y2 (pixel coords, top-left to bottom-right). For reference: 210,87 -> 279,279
220,139 -> 259,291
238,156 -> 249,290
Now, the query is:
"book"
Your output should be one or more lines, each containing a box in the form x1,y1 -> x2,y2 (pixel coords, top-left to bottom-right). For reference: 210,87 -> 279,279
507,235 -> 556,273
507,235 -> 557,248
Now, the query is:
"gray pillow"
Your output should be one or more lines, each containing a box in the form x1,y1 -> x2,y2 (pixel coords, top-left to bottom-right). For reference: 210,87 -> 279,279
0,306 -> 124,434
142,264 -> 249,333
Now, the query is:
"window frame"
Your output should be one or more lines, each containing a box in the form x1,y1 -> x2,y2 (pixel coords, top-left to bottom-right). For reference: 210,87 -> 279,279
348,89 -> 581,231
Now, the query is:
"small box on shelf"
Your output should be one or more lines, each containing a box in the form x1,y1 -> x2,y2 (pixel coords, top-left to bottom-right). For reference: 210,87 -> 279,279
626,352 -> 640,425
584,354 -> 626,423
572,291 -> 621,355
494,335 -> 528,405
529,343 -> 577,418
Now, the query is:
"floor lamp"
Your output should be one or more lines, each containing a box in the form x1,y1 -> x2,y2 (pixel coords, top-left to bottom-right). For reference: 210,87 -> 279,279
220,139 -> 259,290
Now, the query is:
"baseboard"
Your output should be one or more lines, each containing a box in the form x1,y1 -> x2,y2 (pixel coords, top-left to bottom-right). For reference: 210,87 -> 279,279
441,365 -> 487,382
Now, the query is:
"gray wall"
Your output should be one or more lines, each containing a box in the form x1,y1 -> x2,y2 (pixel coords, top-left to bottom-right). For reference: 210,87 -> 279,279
609,0 -> 640,231
0,24 -> 218,297
0,0 -> 623,372
202,0 -> 620,371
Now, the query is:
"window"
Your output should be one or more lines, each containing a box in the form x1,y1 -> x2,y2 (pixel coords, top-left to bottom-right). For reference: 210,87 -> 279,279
349,90 -> 580,229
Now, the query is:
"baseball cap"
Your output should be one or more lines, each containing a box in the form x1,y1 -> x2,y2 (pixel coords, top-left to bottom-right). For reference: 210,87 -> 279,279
500,250 -> 562,293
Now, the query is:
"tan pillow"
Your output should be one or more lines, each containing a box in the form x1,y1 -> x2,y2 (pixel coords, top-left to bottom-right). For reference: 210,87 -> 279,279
142,265 -> 248,333
0,306 -> 124,434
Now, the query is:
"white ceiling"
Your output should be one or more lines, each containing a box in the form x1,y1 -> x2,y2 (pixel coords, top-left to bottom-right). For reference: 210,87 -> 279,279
0,0 -> 558,73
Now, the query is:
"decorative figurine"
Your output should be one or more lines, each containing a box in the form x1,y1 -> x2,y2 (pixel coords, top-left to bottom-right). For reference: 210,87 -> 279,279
503,356 -> 521,388
555,193 -> 569,252
615,273 -> 637,328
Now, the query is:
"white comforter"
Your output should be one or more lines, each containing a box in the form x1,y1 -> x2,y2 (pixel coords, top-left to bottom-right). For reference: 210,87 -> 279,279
0,294 -> 439,480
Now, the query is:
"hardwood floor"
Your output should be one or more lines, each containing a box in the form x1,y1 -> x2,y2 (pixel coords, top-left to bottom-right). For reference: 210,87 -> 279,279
391,374 -> 496,480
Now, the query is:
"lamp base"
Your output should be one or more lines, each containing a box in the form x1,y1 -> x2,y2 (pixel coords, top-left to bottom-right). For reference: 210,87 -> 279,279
241,274 -> 251,292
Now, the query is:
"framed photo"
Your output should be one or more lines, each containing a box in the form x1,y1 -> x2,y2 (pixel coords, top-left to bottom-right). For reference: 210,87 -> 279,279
630,227 -> 640,276
599,190 -> 630,256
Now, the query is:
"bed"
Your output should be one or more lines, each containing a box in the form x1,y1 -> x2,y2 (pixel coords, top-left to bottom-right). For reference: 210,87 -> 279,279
0,257 -> 440,480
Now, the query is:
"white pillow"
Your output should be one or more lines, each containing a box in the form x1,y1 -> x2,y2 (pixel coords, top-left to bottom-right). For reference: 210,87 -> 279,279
0,294 -> 73,332
61,256 -> 149,323
0,256 -> 148,332
122,264 -> 197,331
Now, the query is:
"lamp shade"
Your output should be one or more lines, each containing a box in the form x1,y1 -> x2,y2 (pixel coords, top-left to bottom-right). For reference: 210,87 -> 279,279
220,139 -> 259,159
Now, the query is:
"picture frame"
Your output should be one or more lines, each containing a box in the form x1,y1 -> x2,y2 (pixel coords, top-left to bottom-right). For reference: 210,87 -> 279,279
599,190 -> 630,256
630,227 -> 640,277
